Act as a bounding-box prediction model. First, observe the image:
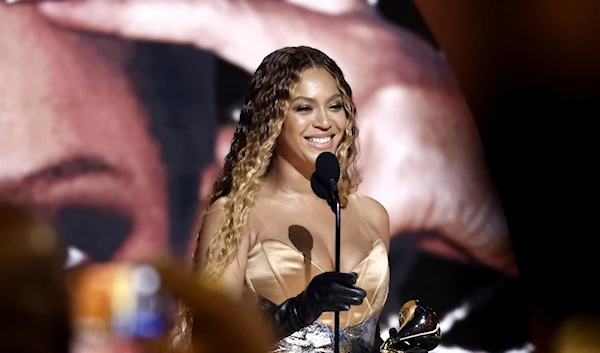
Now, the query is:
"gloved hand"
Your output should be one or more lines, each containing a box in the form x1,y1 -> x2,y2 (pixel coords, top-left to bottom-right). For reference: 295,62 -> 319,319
264,271 -> 367,339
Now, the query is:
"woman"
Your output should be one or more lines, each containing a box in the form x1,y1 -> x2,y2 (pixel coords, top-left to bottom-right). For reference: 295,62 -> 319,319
184,46 -> 390,353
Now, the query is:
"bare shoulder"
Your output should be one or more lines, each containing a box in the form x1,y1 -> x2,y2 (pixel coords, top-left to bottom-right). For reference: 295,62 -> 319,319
201,196 -> 253,250
197,196 -> 251,298
196,197 -> 228,267
204,196 -> 228,221
351,194 -> 390,248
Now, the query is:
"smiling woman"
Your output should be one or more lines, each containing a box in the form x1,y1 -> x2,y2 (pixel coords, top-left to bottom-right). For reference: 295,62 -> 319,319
179,46 -> 390,353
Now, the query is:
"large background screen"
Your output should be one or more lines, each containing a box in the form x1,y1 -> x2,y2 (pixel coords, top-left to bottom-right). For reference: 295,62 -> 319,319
0,1 -> 531,352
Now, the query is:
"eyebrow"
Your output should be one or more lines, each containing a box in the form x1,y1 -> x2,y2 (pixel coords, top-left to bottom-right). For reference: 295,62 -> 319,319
290,93 -> 342,104
0,155 -> 122,195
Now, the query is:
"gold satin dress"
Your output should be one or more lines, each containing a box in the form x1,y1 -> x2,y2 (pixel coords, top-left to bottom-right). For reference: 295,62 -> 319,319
246,239 -> 390,353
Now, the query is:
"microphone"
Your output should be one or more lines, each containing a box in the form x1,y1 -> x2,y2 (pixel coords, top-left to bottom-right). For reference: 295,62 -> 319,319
310,151 -> 342,353
310,152 -> 341,211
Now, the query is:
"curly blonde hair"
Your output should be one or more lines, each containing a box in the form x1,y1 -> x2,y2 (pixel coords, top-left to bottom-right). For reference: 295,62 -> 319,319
179,46 -> 361,345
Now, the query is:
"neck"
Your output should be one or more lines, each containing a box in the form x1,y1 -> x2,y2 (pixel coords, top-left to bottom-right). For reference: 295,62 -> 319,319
262,157 -> 315,197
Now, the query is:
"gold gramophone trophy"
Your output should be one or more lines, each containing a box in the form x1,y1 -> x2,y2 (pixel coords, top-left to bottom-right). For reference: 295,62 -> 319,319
380,300 -> 442,353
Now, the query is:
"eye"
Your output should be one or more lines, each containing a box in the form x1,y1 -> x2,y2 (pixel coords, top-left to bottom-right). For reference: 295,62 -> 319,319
330,103 -> 343,111
295,105 -> 313,113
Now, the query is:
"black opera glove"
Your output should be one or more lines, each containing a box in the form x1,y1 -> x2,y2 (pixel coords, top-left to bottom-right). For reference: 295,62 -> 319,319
263,271 -> 367,339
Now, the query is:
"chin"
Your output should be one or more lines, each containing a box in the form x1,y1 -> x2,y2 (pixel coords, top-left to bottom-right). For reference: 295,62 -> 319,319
301,150 -> 336,172
306,148 -> 334,160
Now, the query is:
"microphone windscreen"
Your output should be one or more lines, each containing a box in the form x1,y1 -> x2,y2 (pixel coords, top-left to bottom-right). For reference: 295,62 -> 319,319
315,152 -> 340,183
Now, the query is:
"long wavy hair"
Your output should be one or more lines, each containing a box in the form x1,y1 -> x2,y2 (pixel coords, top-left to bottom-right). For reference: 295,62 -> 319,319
178,46 -> 360,345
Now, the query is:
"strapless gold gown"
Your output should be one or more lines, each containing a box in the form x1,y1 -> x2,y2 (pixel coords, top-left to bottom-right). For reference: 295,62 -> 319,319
245,239 -> 390,353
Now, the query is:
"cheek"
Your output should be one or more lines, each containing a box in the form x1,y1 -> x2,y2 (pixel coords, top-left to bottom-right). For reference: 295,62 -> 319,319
275,121 -> 295,151
335,113 -> 350,133
280,127 -> 300,149
336,116 -> 351,146
282,113 -> 309,137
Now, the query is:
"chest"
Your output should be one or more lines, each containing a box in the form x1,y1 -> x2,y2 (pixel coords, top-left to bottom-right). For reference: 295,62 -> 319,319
250,200 -> 379,273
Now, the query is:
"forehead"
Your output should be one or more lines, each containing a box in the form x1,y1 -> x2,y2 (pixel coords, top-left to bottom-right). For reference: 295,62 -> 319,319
290,68 -> 339,98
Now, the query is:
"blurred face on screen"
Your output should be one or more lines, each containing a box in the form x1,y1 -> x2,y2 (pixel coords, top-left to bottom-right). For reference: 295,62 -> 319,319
276,68 -> 347,172
0,6 -> 168,263
22,0 -> 516,276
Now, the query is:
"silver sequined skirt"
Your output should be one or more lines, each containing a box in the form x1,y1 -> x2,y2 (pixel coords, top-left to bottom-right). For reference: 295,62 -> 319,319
272,316 -> 378,353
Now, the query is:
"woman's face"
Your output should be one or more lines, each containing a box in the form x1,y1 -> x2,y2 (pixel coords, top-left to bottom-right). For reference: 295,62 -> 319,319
0,5 -> 169,264
274,67 -> 348,175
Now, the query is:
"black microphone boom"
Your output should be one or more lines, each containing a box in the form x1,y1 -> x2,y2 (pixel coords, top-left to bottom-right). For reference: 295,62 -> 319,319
310,151 -> 342,353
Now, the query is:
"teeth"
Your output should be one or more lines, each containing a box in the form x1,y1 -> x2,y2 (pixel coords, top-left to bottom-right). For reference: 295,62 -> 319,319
307,136 -> 332,144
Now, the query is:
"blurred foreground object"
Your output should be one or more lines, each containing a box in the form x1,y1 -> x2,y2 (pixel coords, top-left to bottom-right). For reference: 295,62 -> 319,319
68,263 -> 172,353
551,316 -> 600,353
158,263 -> 275,353
68,259 -> 274,353
380,300 -> 441,353
0,201 -> 71,353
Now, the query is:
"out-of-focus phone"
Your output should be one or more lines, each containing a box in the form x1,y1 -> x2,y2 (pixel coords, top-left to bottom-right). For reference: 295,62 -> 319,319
68,262 -> 176,353
68,260 -> 276,353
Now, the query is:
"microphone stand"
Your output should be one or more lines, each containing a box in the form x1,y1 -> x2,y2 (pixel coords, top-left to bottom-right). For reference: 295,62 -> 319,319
327,179 -> 341,353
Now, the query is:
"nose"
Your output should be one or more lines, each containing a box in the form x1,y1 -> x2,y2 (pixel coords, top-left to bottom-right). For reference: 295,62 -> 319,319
312,108 -> 332,130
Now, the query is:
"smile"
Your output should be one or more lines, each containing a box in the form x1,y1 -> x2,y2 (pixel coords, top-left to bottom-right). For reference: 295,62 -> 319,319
305,136 -> 333,146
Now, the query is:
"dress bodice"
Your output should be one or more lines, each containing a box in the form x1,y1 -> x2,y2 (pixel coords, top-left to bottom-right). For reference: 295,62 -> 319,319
245,238 -> 390,352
